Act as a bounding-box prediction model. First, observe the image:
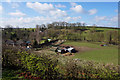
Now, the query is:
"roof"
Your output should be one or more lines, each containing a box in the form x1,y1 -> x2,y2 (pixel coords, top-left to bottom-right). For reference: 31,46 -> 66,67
26,41 -> 31,43
16,40 -> 24,44
6,40 -> 14,44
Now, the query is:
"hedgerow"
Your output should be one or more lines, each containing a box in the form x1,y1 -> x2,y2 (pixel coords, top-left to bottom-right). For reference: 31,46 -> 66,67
2,46 -> 120,79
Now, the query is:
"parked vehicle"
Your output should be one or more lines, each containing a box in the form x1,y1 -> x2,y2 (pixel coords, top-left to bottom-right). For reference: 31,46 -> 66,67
55,46 -> 77,54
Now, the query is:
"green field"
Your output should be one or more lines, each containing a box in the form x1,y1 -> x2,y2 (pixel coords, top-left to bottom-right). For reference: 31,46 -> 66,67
63,41 -> 118,65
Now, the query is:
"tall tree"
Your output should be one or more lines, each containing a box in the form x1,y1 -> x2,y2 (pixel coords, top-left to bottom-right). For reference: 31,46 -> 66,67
35,25 -> 41,44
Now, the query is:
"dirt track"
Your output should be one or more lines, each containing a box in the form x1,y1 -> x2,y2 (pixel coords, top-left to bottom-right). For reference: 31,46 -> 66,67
33,44 -> 98,57
60,44 -> 97,53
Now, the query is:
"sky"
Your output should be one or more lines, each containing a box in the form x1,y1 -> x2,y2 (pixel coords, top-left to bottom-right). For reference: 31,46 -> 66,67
0,2 -> 118,28
1,0 -> 120,2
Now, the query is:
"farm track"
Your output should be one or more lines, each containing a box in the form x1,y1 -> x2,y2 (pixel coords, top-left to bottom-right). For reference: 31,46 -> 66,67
60,44 -> 98,53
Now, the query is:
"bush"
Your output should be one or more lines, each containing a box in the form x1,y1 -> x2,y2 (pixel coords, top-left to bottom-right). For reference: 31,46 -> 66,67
64,60 -> 82,79
19,51 -> 59,80
63,59 -> 120,79
2,45 -> 22,68
2,45 -> 60,79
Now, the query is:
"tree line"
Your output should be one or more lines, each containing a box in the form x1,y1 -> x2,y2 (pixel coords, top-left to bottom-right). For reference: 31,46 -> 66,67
2,22 -> 119,45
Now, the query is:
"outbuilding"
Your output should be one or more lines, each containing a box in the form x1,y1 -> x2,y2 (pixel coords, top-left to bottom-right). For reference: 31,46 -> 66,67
5,40 -> 15,46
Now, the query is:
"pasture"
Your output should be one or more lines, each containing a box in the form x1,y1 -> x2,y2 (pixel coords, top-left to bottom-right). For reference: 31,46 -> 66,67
63,41 -> 118,65
2,25 -> 119,79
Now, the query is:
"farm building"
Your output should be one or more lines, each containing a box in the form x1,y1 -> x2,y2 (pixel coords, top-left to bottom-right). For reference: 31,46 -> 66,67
16,40 -> 24,46
5,40 -> 15,46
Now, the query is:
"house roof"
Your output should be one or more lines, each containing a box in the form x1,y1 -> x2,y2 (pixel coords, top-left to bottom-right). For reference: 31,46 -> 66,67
16,40 -> 24,44
6,40 -> 14,44
26,41 -> 31,43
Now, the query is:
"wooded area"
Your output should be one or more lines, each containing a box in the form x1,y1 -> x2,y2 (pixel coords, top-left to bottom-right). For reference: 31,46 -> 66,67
2,22 -> 119,46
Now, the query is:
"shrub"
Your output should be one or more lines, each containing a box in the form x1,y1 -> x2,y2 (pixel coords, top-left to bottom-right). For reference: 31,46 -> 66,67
2,45 -> 22,68
19,51 -> 59,80
63,59 -> 120,79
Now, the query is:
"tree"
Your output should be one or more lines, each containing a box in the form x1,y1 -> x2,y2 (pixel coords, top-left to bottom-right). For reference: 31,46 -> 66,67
105,31 -> 113,44
33,39 -> 38,48
90,24 -> 97,33
76,22 -> 81,27
82,23 -> 86,29
35,25 -> 41,44
47,24 -> 53,29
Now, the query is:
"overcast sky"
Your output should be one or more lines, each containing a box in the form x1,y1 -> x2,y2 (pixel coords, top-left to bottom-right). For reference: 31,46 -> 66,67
0,2 -> 118,28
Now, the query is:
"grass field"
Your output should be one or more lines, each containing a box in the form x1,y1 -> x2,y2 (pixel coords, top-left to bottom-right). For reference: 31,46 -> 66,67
63,41 -> 118,65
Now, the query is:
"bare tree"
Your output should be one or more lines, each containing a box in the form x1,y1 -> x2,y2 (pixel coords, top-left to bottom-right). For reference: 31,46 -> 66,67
76,22 -> 81,27
35,25 -> 41,44
82,23 -> 86,27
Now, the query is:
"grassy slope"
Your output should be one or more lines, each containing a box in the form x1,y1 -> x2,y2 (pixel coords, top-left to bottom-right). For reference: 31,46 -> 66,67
63,41 -> 118,65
